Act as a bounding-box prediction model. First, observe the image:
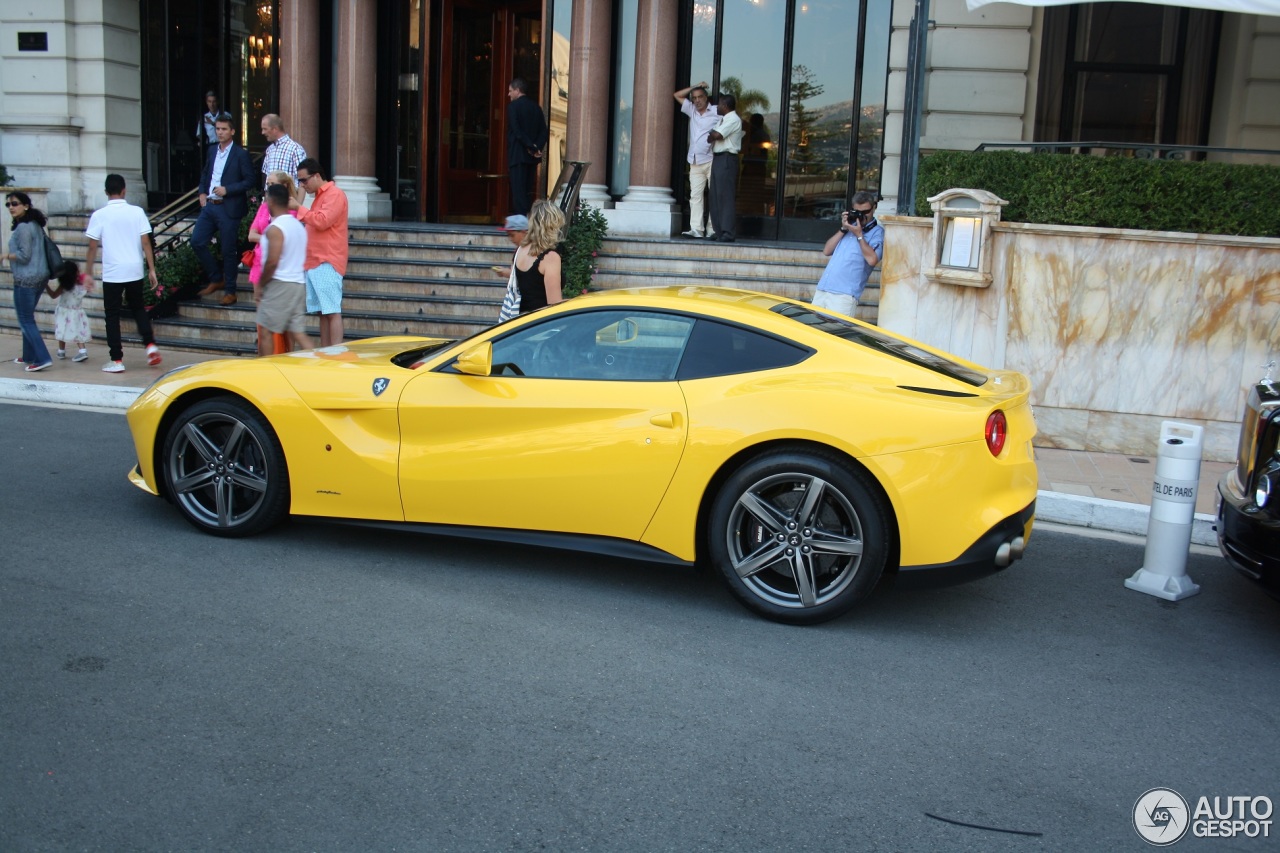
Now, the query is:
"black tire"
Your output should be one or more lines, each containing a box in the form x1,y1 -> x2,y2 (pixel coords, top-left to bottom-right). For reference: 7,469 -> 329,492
708,450 -> 891,625
160,397 -> 290,537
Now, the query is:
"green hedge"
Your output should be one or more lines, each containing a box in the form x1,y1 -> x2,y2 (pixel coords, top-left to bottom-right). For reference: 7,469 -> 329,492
916,150 -> 1280,238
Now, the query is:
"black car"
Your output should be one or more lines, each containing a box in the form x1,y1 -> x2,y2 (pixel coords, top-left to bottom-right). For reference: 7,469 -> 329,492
1217,379 -> 1280,598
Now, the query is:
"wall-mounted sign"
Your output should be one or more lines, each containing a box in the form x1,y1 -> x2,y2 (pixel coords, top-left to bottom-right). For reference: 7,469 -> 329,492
18,32 -> 49,51
923,188 -> 1008,288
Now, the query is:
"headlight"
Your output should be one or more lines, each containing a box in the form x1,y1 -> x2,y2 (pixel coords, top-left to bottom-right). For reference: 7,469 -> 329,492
1256,457 -> 1280,508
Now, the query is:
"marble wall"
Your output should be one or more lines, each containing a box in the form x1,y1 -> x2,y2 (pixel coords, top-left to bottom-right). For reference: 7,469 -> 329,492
878,216 -> 1280,462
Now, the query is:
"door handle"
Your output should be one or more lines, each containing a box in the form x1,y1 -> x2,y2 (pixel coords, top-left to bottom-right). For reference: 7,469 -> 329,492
650,412 -> 682,429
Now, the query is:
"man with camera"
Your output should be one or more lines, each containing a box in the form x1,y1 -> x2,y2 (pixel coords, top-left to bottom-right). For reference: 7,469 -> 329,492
811,191 -> 884,317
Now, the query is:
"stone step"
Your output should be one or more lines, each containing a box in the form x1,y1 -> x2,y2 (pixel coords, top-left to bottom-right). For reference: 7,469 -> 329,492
35,216 -> 880,357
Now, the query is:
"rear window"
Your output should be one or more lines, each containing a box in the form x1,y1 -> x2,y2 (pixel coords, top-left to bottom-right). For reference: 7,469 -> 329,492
770,302 -> 988,387
677,318 -> 811,380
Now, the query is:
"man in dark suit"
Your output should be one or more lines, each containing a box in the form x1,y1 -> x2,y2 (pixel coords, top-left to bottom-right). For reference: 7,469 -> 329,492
192,112 -> 256,305
506,78 -> 548,217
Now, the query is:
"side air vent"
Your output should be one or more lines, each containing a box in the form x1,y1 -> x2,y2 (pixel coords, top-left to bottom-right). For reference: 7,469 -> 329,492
898,385 -> 979,398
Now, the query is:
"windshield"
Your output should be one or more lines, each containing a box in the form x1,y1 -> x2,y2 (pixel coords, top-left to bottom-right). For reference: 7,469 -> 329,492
770,302 -> 989,387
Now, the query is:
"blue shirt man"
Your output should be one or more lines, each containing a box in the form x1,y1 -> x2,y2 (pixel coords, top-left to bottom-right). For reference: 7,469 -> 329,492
812,192 -> 884,317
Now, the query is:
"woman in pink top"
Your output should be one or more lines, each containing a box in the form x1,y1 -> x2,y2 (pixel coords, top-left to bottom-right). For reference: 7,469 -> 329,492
247,170 -> 300,355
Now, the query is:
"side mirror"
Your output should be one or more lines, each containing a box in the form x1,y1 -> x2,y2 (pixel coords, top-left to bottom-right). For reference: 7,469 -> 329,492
454,341 -> 493,376
615,318 -> 639,343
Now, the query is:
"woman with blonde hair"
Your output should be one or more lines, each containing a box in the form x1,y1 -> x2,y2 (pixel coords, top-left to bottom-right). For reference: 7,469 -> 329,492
247,170 -> 301,354
513,199 -> 565,314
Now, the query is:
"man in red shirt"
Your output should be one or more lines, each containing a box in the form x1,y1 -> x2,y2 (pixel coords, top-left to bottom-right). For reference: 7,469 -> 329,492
292,158 -> 348,347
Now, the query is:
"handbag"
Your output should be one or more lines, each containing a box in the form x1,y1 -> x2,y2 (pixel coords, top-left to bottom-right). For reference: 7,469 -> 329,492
497,248 -> 522,322
240,247 -> 256,268
42,229 -> 65,280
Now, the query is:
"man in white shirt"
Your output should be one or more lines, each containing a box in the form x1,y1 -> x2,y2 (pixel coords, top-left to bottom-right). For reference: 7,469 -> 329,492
707,93 -> 744,243
673,82 -> 719,239
255,183 -> 313,353
82,174 -> 162,372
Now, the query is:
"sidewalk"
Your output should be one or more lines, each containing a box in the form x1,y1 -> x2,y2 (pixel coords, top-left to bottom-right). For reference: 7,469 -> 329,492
0,331 -> 1229,546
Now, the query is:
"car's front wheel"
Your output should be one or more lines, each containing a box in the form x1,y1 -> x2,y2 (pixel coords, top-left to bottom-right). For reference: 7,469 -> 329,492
160,397 -> 289,537
709,450 -> 891,624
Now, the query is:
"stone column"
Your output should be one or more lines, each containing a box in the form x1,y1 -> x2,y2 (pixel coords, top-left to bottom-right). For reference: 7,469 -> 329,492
279,0 -> 319,158
567,0 -> 613,209
332,0 -> 391,220
608,0 -> 679,236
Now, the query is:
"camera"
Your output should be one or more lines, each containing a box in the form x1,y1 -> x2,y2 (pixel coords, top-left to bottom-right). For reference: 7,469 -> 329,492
845,209 -> 868,222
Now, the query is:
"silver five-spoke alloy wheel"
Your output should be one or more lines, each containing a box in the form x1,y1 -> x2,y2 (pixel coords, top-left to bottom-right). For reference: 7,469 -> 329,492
161,398 -> 289,536
710,451 -> 889,624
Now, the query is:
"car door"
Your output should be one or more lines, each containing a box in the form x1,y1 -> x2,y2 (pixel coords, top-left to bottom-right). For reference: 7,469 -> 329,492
397,310 -> 695,541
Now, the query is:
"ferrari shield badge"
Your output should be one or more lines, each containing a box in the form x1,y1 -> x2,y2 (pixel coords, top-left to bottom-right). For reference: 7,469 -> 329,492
372,378 -> 390,397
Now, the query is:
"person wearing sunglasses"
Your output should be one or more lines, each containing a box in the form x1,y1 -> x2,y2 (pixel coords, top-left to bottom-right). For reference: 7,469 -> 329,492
811,190 -> 885,318
3,192 -> 54,372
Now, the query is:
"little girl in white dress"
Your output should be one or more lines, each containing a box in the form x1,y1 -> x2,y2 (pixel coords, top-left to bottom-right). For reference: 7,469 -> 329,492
47,260 -> 91,362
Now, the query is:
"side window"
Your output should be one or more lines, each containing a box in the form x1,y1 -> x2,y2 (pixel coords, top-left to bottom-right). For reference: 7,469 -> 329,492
489,310 -> 695,381
677,319 -> 811,380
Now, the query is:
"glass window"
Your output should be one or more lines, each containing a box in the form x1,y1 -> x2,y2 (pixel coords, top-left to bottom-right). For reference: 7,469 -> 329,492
489,311 -> 696,381
781,1 -> 860,221
677,320 -> 811,381
855,0 -> 892,193
610,0 -> 639,197
770,303 -> 989,386
690,3 -> 716,95
690,0 -> 892,237
720,0 -> 785,218
449,8 -> 494,171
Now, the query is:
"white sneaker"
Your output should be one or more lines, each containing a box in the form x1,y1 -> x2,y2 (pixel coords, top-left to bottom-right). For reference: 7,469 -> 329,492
681,229 -> 704,239
102,361 -> 125,373
146,343 -> 162,366
73,349 -> 88,363
56,349 -> 66,360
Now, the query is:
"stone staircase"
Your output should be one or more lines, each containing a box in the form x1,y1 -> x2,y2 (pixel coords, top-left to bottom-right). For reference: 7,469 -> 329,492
0,215 -> 879,356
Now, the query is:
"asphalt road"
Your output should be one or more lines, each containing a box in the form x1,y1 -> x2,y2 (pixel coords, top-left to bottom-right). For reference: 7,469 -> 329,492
2,402 -> 1277,852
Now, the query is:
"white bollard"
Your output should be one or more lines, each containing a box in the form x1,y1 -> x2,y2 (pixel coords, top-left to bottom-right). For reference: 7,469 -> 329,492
1125,422 -> 1203,600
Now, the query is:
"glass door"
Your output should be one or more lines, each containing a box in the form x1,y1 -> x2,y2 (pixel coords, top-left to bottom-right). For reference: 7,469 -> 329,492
437,0 -> 542,224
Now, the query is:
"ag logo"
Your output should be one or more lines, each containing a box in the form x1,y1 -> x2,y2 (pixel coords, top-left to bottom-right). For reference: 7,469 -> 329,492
1134,787 -> 1190,845
372,378 -> 390,397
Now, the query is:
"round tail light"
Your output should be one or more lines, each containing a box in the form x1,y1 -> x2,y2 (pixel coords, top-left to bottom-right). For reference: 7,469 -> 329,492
985,410 -> 1008,457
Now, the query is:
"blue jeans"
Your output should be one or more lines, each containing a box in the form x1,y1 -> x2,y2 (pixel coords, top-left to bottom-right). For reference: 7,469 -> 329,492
13,285 -> 51,365
191,202 -> 241,294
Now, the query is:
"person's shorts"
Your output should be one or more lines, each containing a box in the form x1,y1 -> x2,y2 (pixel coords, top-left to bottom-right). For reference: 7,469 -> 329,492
256,278 -> 308,333
811,288 -> 859,318
305,262 -> 344,315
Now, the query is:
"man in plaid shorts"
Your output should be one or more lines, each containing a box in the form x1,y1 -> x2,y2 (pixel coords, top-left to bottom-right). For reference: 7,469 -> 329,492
293,158 -> 348,347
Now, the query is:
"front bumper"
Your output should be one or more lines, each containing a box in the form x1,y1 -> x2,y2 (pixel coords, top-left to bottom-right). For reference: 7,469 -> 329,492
892,500 -> 1035,589
1217,476 -> 1280,600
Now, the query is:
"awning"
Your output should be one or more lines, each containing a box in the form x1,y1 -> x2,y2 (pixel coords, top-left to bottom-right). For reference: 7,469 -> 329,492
966,0 -> 1280,14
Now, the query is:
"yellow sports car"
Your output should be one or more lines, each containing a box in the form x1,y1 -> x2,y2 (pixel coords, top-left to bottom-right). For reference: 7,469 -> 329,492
125,287 -> 1038,624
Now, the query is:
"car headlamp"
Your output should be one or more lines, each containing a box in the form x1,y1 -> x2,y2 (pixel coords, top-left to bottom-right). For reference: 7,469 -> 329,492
1256,456 -> 1280,509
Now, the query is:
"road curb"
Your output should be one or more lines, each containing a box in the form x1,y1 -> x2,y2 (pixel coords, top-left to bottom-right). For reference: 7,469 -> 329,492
1036,490 -> 1217,547
0,377 -> 142,411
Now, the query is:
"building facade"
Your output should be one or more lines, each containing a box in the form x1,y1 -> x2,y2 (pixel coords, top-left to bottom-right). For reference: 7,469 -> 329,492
1,0 -> 1276,239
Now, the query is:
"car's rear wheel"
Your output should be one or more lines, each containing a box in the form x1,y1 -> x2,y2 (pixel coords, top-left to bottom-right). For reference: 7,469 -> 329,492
160,397 -> 289,537
709,450 -> 890,624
